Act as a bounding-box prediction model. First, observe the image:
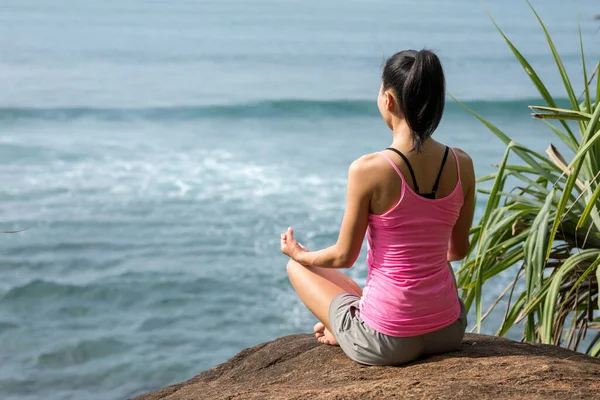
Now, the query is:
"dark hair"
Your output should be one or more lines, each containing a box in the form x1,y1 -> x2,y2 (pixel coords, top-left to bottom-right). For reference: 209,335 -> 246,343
382,49 -> 446,153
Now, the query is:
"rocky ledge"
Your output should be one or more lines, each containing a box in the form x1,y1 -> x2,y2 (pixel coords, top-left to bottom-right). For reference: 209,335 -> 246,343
133,333 -> 600,400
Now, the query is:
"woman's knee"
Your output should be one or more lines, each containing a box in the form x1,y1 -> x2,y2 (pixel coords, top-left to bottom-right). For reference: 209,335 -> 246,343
286,259 -> 309,278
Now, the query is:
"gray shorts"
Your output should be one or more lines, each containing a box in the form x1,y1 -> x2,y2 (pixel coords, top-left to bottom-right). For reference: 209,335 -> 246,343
328,292 -> 467,366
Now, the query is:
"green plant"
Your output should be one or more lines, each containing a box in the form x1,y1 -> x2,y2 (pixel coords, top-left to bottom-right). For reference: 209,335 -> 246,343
452,1 -> 600,356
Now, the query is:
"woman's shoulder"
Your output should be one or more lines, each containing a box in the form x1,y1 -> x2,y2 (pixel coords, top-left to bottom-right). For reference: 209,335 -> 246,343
346,153 -> 393,190
450,147 -> 472,162
448,147 -> 475,190
450,147 -> 474,171
349,152 -> 392,174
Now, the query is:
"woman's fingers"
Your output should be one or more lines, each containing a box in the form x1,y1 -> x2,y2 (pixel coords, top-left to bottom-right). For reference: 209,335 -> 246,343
280,230 -> 289,255
287,227 -> 295,242
280,227 -> 300,256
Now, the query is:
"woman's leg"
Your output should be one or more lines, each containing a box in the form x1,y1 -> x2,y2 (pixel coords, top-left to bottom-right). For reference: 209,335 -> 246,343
286,259 -> 363,343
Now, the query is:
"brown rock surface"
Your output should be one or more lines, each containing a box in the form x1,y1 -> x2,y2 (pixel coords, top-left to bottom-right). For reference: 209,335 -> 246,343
132,333 -> 600,400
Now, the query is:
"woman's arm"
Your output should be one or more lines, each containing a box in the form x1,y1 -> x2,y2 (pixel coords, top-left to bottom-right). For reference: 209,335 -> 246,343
281,157 -> 375,269
447,149 -> 476,262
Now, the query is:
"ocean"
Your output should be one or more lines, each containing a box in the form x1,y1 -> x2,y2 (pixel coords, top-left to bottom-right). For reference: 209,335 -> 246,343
1,0 -> 598,399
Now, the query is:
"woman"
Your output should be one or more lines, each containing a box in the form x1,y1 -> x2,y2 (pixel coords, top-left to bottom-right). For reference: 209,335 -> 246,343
281,49 -> 476,366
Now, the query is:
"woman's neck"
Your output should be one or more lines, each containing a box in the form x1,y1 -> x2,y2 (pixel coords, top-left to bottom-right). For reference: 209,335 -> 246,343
390,121 -> 416,152
389,121 -> 433,154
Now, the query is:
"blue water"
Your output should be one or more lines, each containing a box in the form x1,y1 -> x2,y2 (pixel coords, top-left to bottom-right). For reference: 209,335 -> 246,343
1,0 -> 598,399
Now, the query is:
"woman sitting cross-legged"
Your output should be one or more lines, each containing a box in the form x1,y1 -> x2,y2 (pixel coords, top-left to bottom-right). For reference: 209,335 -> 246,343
281,49 -> 476,366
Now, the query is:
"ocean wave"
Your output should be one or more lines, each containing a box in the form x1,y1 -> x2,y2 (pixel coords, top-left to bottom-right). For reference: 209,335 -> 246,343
137,316 -> 181,331
0,98 -> 569,123
1,276 -> 226,304
36,337 -> 129,367
0,321 -> 19,333
4,242 -> 145,257
2,279 -> 90,302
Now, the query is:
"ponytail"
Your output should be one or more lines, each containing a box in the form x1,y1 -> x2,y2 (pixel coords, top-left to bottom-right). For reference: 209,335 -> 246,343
382,49 -> 446,153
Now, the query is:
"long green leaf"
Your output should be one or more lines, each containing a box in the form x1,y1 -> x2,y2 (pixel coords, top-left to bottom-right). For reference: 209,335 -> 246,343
480,1 -> 577,143
461,248 -> 525,292
529,106 -> 592,119
506,165 -> 546,174
457,4 -> 600,355
478,165 -> 558,185
578,19 -> 592,115
450,94 -> 559,182
542,120 -> 578,152
512,143 -> 564,173
548,104 -> 600,260
524,189 -> 554,306
597,261 -> 600,309
590,341 -> 600,357
477,173 -> 496,183
569,98 -> 600,165
479,208 -> 531,240
597,61 -> 600,105
482,248 -> 524,282
563,259 -> 600,306
518,277 -> 554,321
577,183 -> 600,229
473,145 -> 512,333
540,250 -> 600,343
532,113 -> 591,122
512,172 -> 552,193
498,291 -> 527,337
526,0 -> 579,112
586,331 -> 600,356
478,189 -> 546,207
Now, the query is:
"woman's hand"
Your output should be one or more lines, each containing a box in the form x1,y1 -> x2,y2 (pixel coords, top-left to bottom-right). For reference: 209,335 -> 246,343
280,227 -> 308,260
279,156 -> 373,270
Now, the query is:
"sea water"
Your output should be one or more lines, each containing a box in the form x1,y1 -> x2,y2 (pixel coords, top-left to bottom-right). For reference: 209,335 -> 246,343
1,0 -> 599,399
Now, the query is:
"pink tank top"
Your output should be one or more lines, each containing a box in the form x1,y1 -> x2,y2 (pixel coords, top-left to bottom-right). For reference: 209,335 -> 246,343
358,147 -> 463,337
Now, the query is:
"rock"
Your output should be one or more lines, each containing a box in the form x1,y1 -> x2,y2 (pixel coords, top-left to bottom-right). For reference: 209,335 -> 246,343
132,333 -> 600,400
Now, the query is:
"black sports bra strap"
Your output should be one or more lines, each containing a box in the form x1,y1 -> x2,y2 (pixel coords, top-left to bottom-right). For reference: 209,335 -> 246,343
385,147 -> 419,193
431,146 -> 450,194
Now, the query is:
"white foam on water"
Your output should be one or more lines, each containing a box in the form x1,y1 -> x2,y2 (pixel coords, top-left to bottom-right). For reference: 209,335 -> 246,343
0,139 -> 344,217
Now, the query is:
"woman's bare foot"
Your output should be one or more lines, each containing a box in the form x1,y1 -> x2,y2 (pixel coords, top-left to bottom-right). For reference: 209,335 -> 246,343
313,321 -> 325,338
313,321 -> 338,345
